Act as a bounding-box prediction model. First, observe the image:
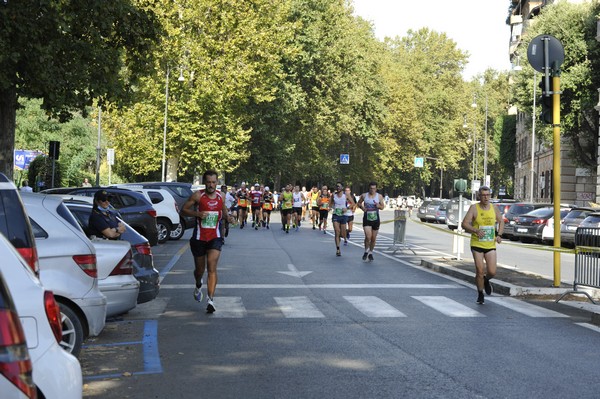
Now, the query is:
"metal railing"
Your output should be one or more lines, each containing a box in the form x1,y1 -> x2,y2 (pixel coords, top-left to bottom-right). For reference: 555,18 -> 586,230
557,227 -> 600,304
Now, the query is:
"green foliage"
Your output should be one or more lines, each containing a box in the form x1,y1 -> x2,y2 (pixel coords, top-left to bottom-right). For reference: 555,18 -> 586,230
28,155 -> 62,191
511,0 -> 600,169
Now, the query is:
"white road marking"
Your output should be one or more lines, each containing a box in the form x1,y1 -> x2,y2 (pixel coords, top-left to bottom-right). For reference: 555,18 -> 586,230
412,296 -> 485,317
161,283 -> 461,290
575,323 -> 600,333
486,297 -> 568,318
274,296 -> 325,318
212,297 -> 247,318
344,296 -> 407,318
277,263 -> 312,278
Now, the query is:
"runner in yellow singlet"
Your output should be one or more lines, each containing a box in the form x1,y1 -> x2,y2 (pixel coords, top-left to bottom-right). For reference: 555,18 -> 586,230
310,186 -> 320,230
280,184 -> 294,233
461,186 -> 504,304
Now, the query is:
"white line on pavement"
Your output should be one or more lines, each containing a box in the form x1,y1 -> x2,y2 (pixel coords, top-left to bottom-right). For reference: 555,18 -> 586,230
412,296 -> 485,317
486,297 -> 569,318
161,283 -> 462,289
211,297 -> 247,318
344,296 -> 407,318
274,296 -> 325,318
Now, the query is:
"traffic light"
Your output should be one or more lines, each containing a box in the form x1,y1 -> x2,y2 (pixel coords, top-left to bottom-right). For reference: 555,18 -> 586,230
539,78 -> 553,125
48,141 -> 60,160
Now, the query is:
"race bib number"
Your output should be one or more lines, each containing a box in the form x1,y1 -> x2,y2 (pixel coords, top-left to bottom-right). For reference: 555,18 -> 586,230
238,199 -> 247,207
311,199 -> 317,207
479,225 -> 495,242
263,203 -> 273,210
201,211 -> 219,229
334,208 -> 343,216
367,211 -> 378,221
320,202 -> 329,210
284,200 -> 292,208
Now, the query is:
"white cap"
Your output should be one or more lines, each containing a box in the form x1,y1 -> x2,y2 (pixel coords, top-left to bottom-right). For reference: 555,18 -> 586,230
265,186 -> 270,191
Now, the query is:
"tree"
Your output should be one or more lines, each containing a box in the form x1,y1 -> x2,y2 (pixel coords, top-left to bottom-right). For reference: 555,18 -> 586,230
0,0 -> 160,178
511,0 -> 600,170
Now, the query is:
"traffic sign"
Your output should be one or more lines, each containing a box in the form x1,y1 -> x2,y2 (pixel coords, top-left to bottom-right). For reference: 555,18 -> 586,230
414,157 -> 424,168
527,34 -> 564,73
340,154 -> 349,165
107,148 -> 115,165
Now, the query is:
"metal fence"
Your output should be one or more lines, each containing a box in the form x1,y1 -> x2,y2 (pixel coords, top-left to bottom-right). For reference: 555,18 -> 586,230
557,227 -> 600,303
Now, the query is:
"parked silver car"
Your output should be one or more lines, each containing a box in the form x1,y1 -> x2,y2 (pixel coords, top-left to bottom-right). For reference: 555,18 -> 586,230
445,197 -> 472,230
21,193 -> 106,357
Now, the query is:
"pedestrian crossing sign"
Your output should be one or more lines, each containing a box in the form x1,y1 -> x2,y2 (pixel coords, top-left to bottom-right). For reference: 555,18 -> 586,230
414,157 -> 424,168
340,154 -> 350,165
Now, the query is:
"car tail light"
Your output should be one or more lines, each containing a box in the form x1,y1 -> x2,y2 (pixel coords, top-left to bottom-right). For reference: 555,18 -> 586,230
43,291 -> 62,343
0,309 -> 36,399
533,219 -> 545,225
147,209 -> 157,218
72,254 -> 97,278
503,216 -> 508,223
135,242 -> 152,256
110,251 -> 133,276
16,247 -> 39,277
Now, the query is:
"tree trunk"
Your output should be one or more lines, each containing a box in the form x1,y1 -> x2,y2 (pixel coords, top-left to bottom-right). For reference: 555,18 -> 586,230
0,87 -> 17,179
166,156 -> 178,182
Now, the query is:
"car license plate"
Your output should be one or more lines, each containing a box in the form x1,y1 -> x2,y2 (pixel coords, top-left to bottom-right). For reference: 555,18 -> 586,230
510,221 -> 515,225
517,228 -> 527,233
567,226 -> 577,231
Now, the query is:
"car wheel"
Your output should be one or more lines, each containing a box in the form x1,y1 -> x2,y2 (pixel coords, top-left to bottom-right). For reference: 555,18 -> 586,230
170,222 -> 185,240
58,303 -> 84,357
520,237 -> 533,244
448,226 -> 456,230
156,218 -> 171,244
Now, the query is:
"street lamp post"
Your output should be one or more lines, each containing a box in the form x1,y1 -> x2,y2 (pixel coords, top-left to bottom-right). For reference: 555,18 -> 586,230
530,70 -> 537,202
483,94 -> 488,187
162,66 -> 185,183
162,67 -> 170,183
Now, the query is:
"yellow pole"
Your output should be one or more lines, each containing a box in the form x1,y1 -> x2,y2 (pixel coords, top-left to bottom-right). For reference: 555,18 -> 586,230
552,75 -> 561,287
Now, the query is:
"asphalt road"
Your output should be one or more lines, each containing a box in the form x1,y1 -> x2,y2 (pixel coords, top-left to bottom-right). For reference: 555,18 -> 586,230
81,210 -> 599,398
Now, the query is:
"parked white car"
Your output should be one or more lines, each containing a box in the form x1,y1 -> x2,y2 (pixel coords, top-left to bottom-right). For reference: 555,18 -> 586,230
92,238 -> 139,317
113,185 -> 182,241
0,233 -> 82,398
21,193 -> 106,357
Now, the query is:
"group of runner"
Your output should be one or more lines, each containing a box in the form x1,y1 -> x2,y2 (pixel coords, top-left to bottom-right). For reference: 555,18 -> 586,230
181,171 -> 388,313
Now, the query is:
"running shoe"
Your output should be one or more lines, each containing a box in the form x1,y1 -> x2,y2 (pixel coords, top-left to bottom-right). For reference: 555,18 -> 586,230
336,249 -> 341,257
313,225 -> 316,230
484,277 -> 492,295
343,240 -> 348,246
267,225 -> 270,229
323,229 -> 326,234
368,253 -> 374,262
476,291 -> 485,304
286,228 -> 289,234
255,225 -> 258,230
240,223 -> 244,230
295,227 -> 299,232
298,221 -> 301,227
362,252 -> 368,261
194,287 -> 203,302
206,298 -> 216,313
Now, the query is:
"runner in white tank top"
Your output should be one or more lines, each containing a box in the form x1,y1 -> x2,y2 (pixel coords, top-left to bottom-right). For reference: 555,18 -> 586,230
330,182 -> 355,256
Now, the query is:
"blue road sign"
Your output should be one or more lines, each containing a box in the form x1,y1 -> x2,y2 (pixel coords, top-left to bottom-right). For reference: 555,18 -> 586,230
414,157 -> 424,168
340,154 -> 350,165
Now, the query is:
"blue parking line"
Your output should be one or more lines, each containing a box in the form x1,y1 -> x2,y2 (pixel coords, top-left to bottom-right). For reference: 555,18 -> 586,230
83,320 -> 162,381
142,320 -> 162,373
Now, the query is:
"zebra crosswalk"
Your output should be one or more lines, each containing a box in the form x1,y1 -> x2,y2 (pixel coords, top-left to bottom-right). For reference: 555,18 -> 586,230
196,294 -> 568,319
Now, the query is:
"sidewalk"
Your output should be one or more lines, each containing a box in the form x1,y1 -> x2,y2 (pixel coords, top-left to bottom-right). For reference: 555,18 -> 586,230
420,257 -> 600,325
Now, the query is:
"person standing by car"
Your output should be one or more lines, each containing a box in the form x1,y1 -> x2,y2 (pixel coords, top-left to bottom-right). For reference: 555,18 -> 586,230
461,186 -> 504,304
181,170 -> 234,314
20,180 -> 33,192
88,189 -> 126,239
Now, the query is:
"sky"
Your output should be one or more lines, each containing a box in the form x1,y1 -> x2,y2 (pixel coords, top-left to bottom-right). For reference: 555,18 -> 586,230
351,0 -> 512,80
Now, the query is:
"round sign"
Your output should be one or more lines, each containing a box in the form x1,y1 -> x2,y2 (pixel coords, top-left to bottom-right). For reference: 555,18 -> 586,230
527,34 -> 564,73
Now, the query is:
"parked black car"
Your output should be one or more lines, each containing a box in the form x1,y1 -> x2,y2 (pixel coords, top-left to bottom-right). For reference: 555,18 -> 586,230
64,199 -> 160,304
114,182 -> 195,237
42,187 -> 158,246
513,207 -> 570,244
502,203 -> 549,240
